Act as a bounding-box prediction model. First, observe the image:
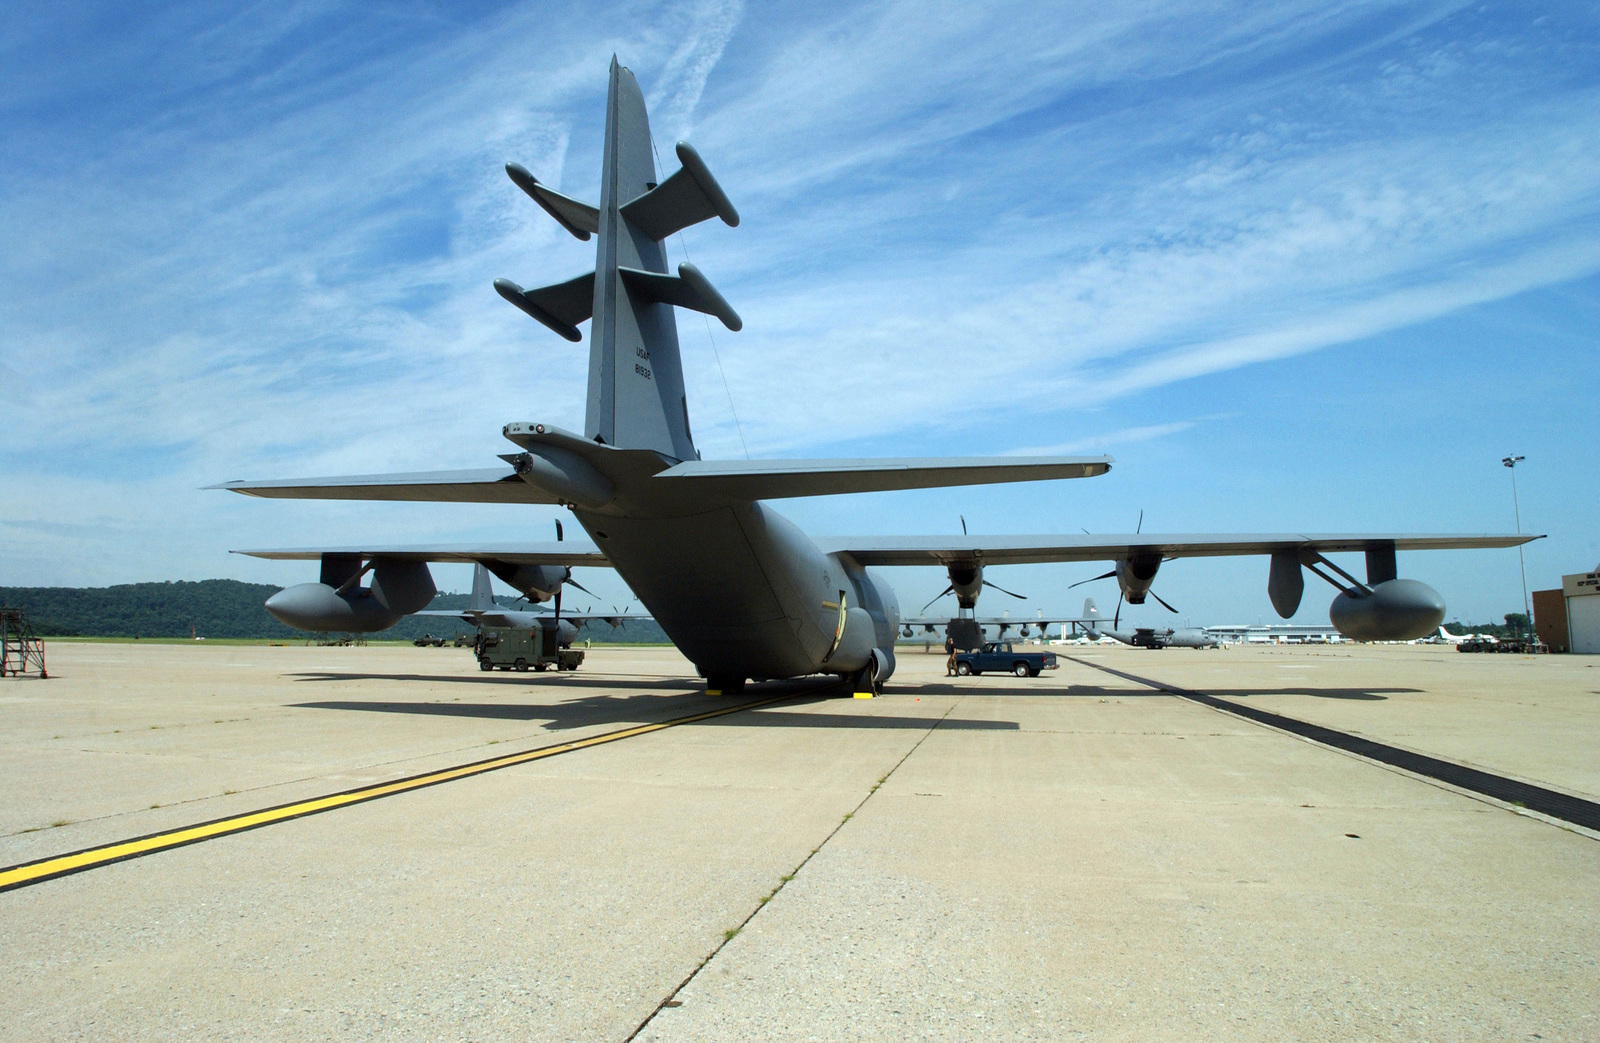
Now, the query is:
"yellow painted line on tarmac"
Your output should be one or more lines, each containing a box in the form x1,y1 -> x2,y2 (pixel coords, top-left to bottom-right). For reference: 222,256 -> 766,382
0,692 -> 798,894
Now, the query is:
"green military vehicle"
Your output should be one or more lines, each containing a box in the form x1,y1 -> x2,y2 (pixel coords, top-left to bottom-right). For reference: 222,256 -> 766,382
476,626 -> 585,672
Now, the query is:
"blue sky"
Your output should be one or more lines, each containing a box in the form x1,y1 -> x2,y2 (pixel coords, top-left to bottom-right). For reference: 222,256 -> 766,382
3,0 -> 1596,627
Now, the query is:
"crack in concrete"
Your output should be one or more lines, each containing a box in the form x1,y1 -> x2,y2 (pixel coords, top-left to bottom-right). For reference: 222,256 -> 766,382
625,696 -> 962,1041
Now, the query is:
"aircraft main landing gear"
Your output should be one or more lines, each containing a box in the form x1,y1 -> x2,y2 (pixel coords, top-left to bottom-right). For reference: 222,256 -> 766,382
705,674 -> 745,696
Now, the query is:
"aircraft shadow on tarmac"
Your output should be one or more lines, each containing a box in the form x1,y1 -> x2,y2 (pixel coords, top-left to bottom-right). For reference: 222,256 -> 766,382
287,671 -> 709,692
890,681 -> 1411,701
1198,686 -> 1417,701
290,676 -> 1018,731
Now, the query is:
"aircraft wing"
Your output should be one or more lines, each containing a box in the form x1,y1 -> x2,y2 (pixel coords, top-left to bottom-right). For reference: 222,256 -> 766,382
897,614 -> 1088,631
651,455 -> 1111,500
208,468 -> 557,504
232,542 -> 610,566
820,533 -> 1536,566
415,607 -> 649,627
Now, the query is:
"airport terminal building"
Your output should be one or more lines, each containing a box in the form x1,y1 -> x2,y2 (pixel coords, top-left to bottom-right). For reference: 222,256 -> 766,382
1204,624 -> 1345,644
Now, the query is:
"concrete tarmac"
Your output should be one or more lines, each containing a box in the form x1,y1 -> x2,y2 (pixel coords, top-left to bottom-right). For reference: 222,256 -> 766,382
1,641 -> 1595,1041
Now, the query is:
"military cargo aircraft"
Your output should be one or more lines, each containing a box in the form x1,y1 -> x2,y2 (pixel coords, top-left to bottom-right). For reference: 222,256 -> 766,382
401,562 -> 646,649
1076,598 -> 1220,649
219,59 -> 1535,695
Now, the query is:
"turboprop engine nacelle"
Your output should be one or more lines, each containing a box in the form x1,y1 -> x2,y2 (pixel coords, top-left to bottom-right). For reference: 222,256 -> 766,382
485,562 -> 570,603
1328,579 -> 1445,642
265,557 -> 437,633
947,562 -> 982,608
1116,554 -> 1162,604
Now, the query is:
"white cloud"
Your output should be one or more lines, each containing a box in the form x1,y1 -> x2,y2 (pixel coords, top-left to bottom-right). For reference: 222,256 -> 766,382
2,0 -> 1597,592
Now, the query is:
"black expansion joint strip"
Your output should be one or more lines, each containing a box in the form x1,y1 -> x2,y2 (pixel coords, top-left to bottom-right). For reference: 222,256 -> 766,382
1066,656 -> 1600,834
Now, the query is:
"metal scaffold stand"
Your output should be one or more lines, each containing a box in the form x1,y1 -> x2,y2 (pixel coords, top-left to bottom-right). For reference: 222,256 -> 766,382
0,608 -> 48,678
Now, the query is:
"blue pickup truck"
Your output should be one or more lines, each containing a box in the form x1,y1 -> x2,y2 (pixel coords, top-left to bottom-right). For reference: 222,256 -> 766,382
953,642 -> 1058,677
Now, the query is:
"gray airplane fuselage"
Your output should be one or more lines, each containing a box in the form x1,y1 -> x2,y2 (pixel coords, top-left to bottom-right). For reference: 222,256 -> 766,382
573,500 -> 901,681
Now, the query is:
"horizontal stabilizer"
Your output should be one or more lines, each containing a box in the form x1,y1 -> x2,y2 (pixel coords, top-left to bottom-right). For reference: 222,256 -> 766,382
618,141 -> 739,241
235,542 -> 609,566
618,263 -> 741,331
495,271 -> 596,342
505,163 -> 599,240
653,455 -> 1111,501
821,532 -> 1539,567
210,468 -> 560,504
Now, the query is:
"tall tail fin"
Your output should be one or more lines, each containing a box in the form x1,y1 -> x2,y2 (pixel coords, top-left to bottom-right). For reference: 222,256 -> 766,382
470,563 -> 496,613
500,59 -> 742,462
1083,598 -> 1101,620
588,58 -> 697,460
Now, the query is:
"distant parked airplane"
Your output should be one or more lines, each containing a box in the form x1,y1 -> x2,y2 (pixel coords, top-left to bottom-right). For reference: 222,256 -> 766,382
409,563 -> 647,648
1431,625 -> 1495,645
1079,598 -> 1220,649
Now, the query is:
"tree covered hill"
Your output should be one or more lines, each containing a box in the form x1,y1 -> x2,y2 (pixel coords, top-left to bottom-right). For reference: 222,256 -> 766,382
0,580 -> 669,643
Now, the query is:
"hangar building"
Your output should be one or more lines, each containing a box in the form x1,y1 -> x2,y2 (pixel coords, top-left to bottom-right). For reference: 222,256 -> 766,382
1532,570 -> 1600,654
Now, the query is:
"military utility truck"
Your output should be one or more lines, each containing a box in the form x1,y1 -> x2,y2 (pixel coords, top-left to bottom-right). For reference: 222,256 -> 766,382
476,626 -> 584,672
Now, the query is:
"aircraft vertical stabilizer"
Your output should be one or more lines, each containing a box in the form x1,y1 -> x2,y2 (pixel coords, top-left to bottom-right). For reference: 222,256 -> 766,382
469,563 -> 496,613
588,59 -> 696,460
498,58 -> 743,463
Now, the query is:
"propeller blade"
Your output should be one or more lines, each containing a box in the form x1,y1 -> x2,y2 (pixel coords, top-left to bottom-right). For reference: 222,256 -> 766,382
1150,589 -> 1179,614
1114,592 -> 1123,630
555,519 -> 564,542
960,515 -> 967,536
566,576 -> 598,598
981,579 -> 1027,600
1136,509 -> 1143,534
920,585 -> 955,614
553,587 -> 562,624
1069,570 -> 1117,590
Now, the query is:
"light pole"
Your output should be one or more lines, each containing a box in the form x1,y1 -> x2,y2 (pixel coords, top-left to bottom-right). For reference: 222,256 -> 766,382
1502,455 -> 1531,641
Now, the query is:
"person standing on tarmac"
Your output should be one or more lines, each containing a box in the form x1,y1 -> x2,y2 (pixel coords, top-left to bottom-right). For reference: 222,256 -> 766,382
944,633 -> 958,676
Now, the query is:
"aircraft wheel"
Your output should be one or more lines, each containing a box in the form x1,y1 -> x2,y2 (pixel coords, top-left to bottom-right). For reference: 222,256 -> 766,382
1013,662 -> 1030,677
514,658 -> 528,672
955,661 -> 972,676
479,657 -> 493,671
534,662 -> 548,672
706,674 -> 744,695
